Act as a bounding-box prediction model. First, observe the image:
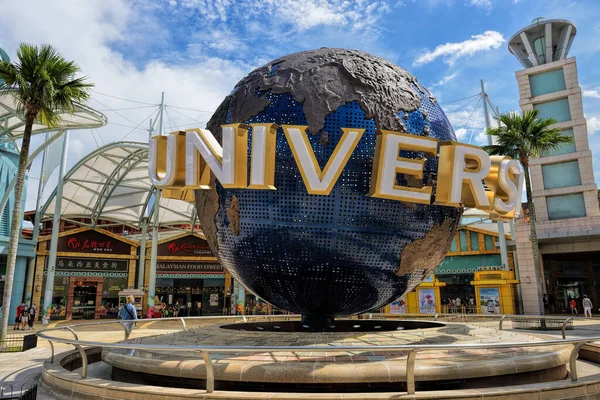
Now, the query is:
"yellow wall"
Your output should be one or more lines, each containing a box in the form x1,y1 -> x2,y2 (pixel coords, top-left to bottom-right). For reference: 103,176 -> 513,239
472,271 -> 519,314
385,275 -> 445,314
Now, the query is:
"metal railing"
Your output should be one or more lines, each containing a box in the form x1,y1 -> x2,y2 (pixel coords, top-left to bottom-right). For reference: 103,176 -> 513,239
0,382 -> 37,400
36,314 -> 600,396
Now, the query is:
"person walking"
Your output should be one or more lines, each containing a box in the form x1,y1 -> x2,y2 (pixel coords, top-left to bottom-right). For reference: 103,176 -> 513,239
570,298 -> 578,316
13,303 -> 24,330
548,293 -> 556,314
118,295 -> 138,336
28,304 -> 37,330
583,295 -> 593,318
20,303 -> 29,330
173,301 -> 180,318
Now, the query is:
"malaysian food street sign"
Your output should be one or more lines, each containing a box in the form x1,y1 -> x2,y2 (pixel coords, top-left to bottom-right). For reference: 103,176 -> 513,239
156,262 -> 223,273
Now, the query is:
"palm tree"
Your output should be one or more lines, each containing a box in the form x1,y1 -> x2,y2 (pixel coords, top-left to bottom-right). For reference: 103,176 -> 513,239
0,44 -> 93,340
484,109 -> 573,314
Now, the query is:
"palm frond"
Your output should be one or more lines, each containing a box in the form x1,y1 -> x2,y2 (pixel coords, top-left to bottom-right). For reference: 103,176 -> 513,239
1,43 -> 94,128
483,108 -> 573,164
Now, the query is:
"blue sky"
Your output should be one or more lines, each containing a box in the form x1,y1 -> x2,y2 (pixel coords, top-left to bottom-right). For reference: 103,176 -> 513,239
2,0 -> 600,210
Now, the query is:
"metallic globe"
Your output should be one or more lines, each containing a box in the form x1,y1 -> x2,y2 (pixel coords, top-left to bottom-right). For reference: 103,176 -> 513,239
196,48 -> 461,326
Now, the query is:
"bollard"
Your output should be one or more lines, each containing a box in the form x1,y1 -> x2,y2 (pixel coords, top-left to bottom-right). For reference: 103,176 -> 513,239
562,317 -> 574,339
75,345 -> 88,378
499,315 -> 507,330
406,349 -> 418,395
201,351 -> 215,393
570,342 -> 588,381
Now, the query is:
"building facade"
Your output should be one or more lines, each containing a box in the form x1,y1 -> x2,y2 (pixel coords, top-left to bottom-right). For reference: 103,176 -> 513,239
508,18 -> 600,314
144,233 -> 226,316
29,223 -> 230,320
385,224 -> 519,315
33,228 -> 138,319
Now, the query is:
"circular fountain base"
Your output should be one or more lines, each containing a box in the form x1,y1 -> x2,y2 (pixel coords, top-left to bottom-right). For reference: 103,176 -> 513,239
101,320 -> 570,392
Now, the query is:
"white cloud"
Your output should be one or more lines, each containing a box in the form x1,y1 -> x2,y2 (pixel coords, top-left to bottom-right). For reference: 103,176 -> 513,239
469,0 -> 492,8
583,87 -> 600,99
1,0 -> 251,211
414,31 -> 505,66
432,72 -> 459,87
176,0 -> 394,35
588,116 -> 600,134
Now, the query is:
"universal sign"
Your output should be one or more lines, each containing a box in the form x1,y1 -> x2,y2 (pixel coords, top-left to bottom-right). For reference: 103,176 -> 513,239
148,124 -> 524,220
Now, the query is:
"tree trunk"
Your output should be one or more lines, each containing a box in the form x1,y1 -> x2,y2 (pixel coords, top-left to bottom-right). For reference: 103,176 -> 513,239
0,112 -> 34,341
521,161 -> 545,315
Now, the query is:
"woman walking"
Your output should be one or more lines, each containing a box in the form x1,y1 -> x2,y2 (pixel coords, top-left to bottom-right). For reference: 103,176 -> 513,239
28,304 -> 37,330
119,295 -> 138,336
20,304 -> 29,330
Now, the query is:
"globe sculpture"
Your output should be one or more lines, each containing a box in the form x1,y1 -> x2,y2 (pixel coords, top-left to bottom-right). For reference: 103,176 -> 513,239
196,48 -> 462,328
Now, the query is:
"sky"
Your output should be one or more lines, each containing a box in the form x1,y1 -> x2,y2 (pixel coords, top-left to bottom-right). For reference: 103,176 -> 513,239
2,0 -> 600,214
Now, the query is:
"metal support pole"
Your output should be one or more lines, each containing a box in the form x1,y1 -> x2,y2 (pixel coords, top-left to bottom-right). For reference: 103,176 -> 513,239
147,94 -> 164,307
43,131 -> 70,313
406,349 -> 417,395
49,340 -> 55,363
497,222 -> 510,269
481,80 -> 510,275
137,218 -> 147,289
148,189 -> 160,307
499,315 -> 507,330
562,317 -> 573,339
75,345 -> 88,378
24,258 -> 35,304
201,351 -> 215,393
179,317 -> 187,331
158,92 -> 164,135
32,132 -> 49,243
570,342 -> 587,381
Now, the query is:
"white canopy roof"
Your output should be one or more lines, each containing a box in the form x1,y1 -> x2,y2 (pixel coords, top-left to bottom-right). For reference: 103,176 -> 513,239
0,91 -> 107,146
40,141 -> 197,230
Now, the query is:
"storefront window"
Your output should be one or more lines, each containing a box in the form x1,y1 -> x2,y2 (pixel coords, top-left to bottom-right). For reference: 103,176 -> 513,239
203,278 -> 224,315
470,232 -> 479,251
484,235 -> 494,250
41,276 -> 69,319
101,277 -> 127,318
459,231 -> 468,251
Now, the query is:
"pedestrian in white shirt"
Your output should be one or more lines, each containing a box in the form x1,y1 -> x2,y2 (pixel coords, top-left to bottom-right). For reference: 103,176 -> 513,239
583,295 -> 593,318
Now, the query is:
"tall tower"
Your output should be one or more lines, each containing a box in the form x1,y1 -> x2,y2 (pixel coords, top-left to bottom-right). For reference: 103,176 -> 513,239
509,18 -> 600,314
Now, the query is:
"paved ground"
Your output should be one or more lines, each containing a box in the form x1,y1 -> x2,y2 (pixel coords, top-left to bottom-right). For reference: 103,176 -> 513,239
0,318 -> 189,399
3,316 -> 600,399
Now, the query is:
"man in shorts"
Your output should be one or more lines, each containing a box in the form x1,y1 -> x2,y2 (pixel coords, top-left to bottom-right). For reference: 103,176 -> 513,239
13,303 -> 23,330
583,295 -> 593,318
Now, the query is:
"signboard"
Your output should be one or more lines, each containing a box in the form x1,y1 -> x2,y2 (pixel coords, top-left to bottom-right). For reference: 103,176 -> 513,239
149,125 -> 524,220
390,296 -> 406,314
477,266 -> 503,271
156,262 -> 223,273
418,289 -> 436,314
209,293 -> 219,306
57,230 -> 131,255
158,235 -> 213,256
45,257 -> 129,272
479,287 -> 500,314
